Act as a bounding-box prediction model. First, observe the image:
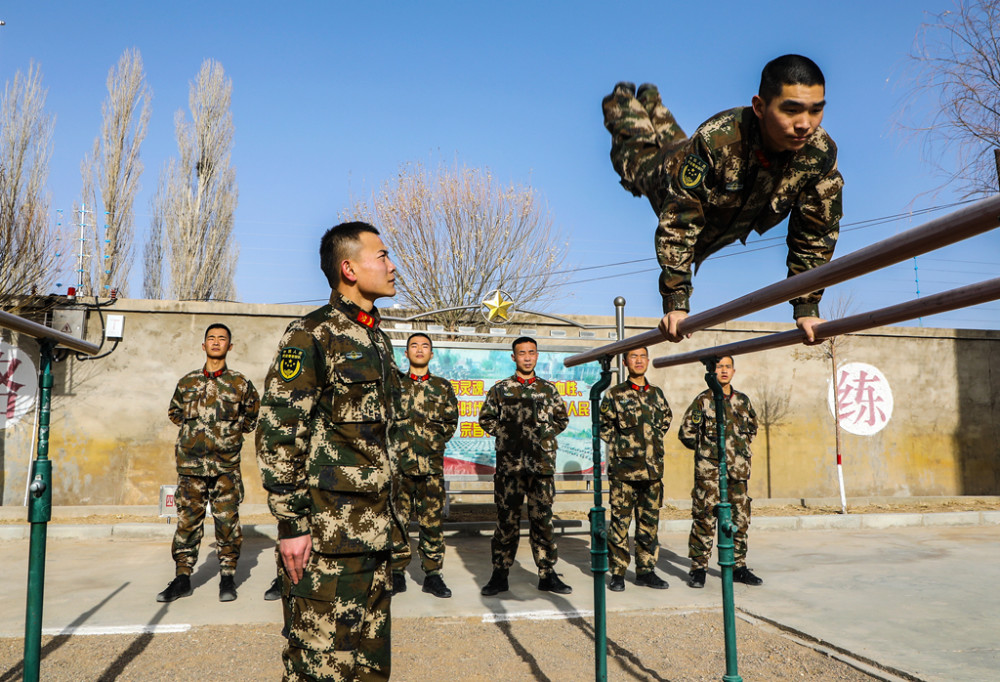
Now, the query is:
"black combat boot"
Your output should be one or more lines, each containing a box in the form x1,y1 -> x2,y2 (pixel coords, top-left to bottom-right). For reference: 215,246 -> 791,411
537,573 -> 572,594
608,575 -> 626,592
733,566 -> 764,586
219,574 -> 238,602
480,568 -> 509,596
264,577 -> 281,601
635,571 -> 669,589
687,568 -> 706,589
392,572 -> 407,594
422,574 -> 452,599
156,574 -> 192,603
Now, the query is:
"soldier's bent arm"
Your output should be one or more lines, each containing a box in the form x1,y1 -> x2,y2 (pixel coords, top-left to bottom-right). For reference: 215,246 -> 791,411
785,156 -> 844,319
550,390 -> 570,436
255,328 -> 323,539
598,394 -> 616,444
677,399 -> 702,451
659,394 -> 673,433
241,380 -> 261,434
478,385 -> 502,436
438,383 -> 459,442
743,397 -> 759,443
167,382 -> 186,426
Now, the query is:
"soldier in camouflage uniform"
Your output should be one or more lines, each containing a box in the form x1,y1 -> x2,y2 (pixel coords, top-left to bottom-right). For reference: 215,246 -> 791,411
602,54 -> 844,344
479,337 -> 572,596
256,222 -> 401,682
390,332 -> 459,599
599,347 -> 672,591
156,323 -> 260,604
678,356 -> 763,589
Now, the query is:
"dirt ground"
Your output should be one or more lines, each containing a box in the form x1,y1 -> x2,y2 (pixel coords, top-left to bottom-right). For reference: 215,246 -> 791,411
0,610 -> 889,682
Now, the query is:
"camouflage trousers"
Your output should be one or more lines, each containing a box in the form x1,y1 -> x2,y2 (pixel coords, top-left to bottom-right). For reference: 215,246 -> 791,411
688,459 -> 751,571
391,474 -> 445,576
608,478 -> 663,576
491,470 -> 557,576
280,549 -> 392,682
171,471 -> 244,575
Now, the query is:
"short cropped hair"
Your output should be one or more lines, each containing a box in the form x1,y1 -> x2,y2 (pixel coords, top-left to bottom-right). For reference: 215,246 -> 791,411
407,332 -> 433,349
719,355 -> 735,367
512,336 -> 537,353
205,323 -> 232,340
319,221 -> 380,288
758,54 -> 825,103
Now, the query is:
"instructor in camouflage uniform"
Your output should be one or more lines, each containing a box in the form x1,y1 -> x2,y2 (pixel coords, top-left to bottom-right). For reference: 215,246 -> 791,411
599,347 -> 672,591
602,54 -> 844,344
256,221 -> 400,681
678,356 -> 762,589
479,337 -> 572,596
390,332 -> 459,599
156,323 -> 260,604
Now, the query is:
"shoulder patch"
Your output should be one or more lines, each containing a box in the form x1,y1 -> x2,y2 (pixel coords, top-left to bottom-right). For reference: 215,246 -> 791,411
279,347 -> 305,382
679,154 -> 708,189
691,410 -> 703,424
600,400 -> 611,413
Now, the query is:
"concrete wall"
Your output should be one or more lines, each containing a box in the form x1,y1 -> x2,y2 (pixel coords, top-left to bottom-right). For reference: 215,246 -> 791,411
1,299 -> 998,506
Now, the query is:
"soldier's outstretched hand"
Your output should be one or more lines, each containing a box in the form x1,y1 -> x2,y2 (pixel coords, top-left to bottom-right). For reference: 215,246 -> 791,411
797,316 -> 825,345
659,310 -> 690,343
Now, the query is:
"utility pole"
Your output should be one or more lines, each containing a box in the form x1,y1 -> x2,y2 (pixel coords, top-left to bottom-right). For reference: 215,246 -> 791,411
76,204 -> 92,296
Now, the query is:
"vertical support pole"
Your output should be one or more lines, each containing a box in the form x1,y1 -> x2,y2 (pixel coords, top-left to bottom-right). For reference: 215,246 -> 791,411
701,357 -> 742,682
589,356 -> 613,682
24,339 -> 55,682
613,297 -> 626,382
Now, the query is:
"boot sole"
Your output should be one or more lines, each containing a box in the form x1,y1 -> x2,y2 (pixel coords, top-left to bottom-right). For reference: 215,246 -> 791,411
156,588 -> 193,603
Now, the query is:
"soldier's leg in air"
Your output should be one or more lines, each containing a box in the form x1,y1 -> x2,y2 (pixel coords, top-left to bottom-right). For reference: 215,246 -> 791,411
171,474 -> 209,575
418,475 -> 446,575
210,471 -> 244,576
636,83 -> 686,145
526,473 -> 558,577
391,475 -> 416,575
607,478 -> 636,577
688,474 -> 720,572
634,480 -> 664,575
491,470 -> 526,570
281,551 -> 392,682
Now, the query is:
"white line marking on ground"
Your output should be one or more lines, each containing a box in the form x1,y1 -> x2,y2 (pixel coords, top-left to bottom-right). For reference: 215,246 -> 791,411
42,624 -> 192,636
482,609 -> 594,623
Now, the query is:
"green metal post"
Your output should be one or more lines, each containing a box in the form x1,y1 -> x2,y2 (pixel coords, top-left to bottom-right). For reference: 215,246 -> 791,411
589,356 -> 613,682
702,357 -> 742,682
24,340 -> 55,682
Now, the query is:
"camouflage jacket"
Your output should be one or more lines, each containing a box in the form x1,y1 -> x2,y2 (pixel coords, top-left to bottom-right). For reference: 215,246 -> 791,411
599,380 -> 672,481
604,87 -> 843,318
393,371 -> 459,476
255,293 -> 400,554
678,388 -> 757,481
167,366 -> 259,476
479,375 -> 569,475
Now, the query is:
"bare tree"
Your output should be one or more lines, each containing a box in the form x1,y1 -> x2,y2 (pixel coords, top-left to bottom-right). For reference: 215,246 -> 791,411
0,62 -> 59,311
344,162 -> 568,330
147,59 -> 238,301
752,378 -> 791,499
78,48 -> 152,298
142,174 -> 166,299
901,0 -> 1000,196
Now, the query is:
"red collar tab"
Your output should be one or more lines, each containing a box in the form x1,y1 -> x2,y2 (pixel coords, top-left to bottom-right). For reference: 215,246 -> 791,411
409,372 -> 430,382
203,367 -> 225,378
516,375 -> 536,386
630,382 -> 649,392
355,310 -> 377,328
754,148 -> 771,170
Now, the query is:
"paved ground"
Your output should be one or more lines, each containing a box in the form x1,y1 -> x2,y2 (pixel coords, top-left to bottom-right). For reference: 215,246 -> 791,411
1,512 -> 998,681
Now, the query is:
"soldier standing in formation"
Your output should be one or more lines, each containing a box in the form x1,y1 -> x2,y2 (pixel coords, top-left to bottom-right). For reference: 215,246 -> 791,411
599,347 -> 672,592
391,332 -> 459,598
678,355 -> 762,589
157,323 -> 260,603
602,54 -> 843,344
479,337 -> 573,596
256,221 -> 400,681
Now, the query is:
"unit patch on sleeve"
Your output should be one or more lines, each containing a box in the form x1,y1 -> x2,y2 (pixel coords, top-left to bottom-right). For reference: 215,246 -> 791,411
679,154 -> 708,189
279,348 -> 305,382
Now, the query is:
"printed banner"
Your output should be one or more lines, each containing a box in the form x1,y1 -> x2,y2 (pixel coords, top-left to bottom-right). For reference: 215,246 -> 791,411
393,343 -> 604,474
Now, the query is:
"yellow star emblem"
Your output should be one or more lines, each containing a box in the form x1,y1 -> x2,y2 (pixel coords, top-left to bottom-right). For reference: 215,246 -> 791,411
482,289 -> 515,323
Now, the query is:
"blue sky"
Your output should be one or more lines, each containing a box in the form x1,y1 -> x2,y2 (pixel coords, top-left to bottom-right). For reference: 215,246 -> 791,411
2,1 -> 997,330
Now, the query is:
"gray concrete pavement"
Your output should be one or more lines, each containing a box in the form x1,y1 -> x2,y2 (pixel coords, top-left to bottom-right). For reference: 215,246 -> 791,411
1,518 -> 998,681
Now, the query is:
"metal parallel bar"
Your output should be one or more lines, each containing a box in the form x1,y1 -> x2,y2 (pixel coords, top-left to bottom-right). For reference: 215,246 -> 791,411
0,309 -> 100,355
564,194 -> 1000,367
652,277 -> 1000,368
